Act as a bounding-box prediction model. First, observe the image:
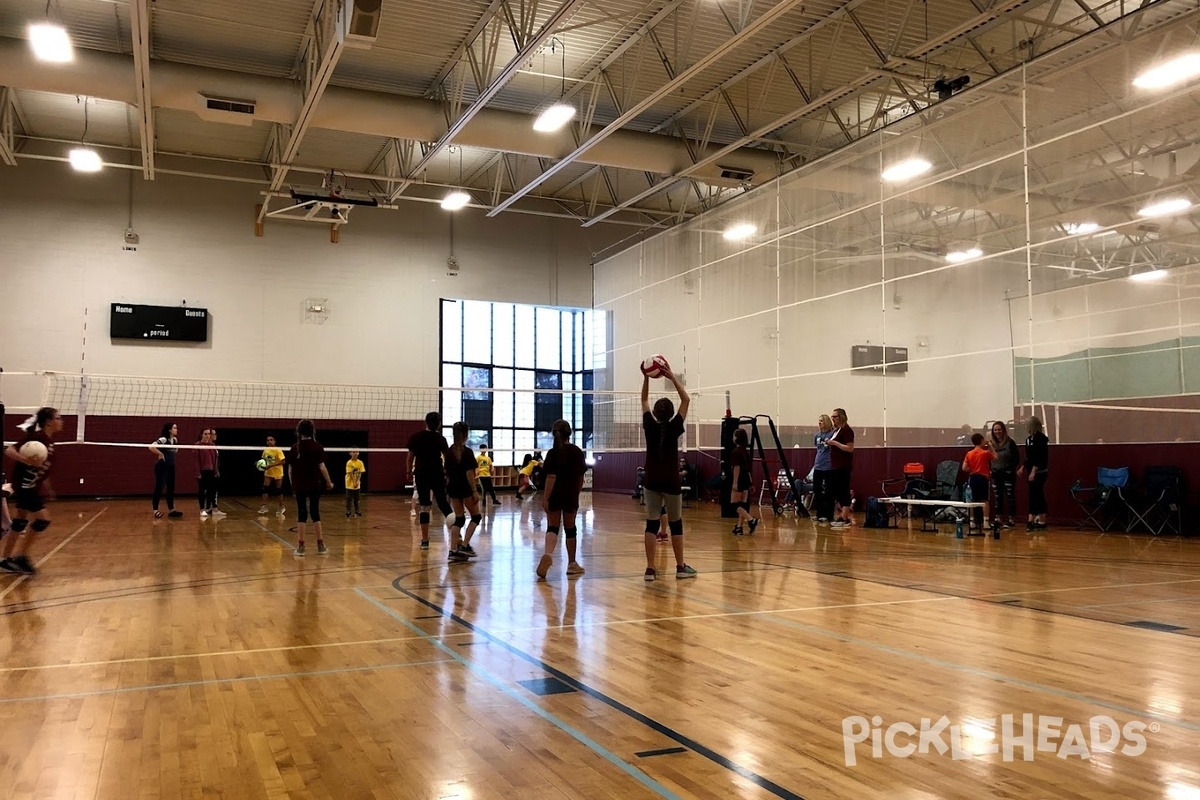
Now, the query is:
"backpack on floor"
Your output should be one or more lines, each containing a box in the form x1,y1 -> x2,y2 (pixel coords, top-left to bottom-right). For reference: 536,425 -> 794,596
863,496 -> 890,528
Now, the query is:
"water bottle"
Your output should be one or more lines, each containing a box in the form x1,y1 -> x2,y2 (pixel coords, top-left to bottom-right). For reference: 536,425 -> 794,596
964,484 -> 973,503
956,515 -> 965,539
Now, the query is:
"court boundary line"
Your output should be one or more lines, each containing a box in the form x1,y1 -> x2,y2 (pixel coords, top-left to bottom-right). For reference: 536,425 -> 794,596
354,587 -> 684,800
380,576 -> 809,800
0,507 -> 107,602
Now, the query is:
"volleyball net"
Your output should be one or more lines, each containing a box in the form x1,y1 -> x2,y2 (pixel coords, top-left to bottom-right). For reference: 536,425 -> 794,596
0,371 -> 710,466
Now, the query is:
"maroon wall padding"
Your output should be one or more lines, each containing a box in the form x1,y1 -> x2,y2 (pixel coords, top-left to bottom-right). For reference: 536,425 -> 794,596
2,414 -> 423,498
592,443 -> 1200,530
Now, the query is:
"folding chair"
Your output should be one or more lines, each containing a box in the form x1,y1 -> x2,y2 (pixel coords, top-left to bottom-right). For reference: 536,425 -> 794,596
1071,467 -> 1129,531
880,463 -> 926,519
1126,466 -> 1184,535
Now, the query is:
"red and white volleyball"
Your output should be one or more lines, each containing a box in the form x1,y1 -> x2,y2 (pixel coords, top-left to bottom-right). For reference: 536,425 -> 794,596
640,354 -> 670,379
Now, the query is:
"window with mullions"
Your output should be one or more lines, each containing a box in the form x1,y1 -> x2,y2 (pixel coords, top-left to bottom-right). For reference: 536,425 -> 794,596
440,299 -> 605,467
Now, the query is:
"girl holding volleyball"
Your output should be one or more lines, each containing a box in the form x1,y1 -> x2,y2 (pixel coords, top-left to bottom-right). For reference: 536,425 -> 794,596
1,407 -> 63,575
640,356 -> 696,581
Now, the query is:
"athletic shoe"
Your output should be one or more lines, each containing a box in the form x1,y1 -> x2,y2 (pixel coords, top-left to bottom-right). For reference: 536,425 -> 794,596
410,509 -> 417,517
168,510 -> 183,518
316,542 -> 328,555
566,562 -> 585,576
277,509 -> 285,517
258,505 -> 269,515
0,558 -> 19,573
748,518 -> 759,535
294,545 -> 305,557
448,551 -> 470,563
13,555 -> 35,575
154,511 -> 164,519
1002,521 -> 1015,529
420,540 -> 430,550
675,564 -> 697,579
732,525 -> 743,536
346,511 -> 352,518
537,553 -> 552,579
830,520 -> 850,528
644,567 -> 657,582
354,512 -> 362,517
200,511 -> 209,519
458,543 -> 476,557
816,517 -> 829,524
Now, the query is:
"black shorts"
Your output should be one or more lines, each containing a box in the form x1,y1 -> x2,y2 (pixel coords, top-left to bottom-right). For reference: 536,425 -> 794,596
447,481 -> 475,501
416,475 -> 452,514
14,488 -> 45,514
546,491 -> 581,513
295,490 -> 322,523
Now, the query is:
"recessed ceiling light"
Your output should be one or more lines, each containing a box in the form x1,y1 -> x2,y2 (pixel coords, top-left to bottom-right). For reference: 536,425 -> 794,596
945,247 -> 982,263
68,147 -> 103,172
1139,197 -> 1192,217
722,222 -> 757,241
881,157 -> 932,182
28,22 -> 73,63
1064,222 -> 1100,235
533,103 -> 575,133
440,190 -> 470,211
1129,269 -> 1168,282
1132,52 -> 1200,90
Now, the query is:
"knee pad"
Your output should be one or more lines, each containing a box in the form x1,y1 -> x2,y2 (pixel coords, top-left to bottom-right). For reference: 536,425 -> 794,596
419,511 -> 431,525
669,519 -> 684,537
453,515 -> 466,529
547,525 -> 560,536
10,518 -> 29,533
564,527 -> 577,540
470,514 -> 482,525
645,518 -> 661,535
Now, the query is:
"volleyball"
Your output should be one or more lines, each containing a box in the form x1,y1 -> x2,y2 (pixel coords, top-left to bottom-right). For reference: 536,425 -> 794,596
640,354 -> 670,379
19,440 -> 49,465
256,458 -> 268,472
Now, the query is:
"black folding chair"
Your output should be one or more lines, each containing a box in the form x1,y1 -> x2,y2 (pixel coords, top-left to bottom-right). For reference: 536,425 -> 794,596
1125,466 -> 1184,535
1071,467 -> 1130,531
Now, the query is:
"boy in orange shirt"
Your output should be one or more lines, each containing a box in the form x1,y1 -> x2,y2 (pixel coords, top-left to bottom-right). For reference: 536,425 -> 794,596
962,433 -> 994,531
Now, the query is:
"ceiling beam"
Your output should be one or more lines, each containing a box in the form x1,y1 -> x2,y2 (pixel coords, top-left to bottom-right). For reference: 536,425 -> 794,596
260,0 -> 348,211
424,0 -> 508,97
129,0 -> 154,178
582,0 -> 1044,226
487,0 -> 807,217
0,88 -> 17,166
387,0 -> 589,203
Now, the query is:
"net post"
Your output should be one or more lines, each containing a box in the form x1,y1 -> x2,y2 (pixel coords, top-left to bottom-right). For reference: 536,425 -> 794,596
77,374 -> 90,443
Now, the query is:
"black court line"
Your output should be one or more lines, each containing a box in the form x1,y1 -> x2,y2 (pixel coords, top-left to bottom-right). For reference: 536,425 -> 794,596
414,614 -> 442,619
1125,620 -> 1187,632
518,677 -> 577,696
636,747 -> 688,758
390,573 -> 807,800
999,599 -> 1022,605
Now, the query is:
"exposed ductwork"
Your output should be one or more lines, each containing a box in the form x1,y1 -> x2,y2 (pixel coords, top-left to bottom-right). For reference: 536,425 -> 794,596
0,37 -> 783,186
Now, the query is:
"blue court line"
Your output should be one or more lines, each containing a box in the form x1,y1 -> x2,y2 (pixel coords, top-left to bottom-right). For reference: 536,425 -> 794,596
641,581 -> 1200,734
0,658 -> 451,704
354,588 -> 683,800
381,579 -> 809,800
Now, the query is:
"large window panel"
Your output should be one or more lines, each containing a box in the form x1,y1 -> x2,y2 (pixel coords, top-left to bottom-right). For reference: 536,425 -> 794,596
492,303 -> 514,367
463,300 -> 492,364
515,305 -> 535,368
536,307 -> 561,370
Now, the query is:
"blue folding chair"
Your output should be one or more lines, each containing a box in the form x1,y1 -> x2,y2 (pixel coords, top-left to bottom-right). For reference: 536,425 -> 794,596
1071,467 -> 1130,531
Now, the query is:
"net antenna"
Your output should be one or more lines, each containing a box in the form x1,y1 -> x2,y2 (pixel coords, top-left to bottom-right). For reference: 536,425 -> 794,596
721,413 -> 809,518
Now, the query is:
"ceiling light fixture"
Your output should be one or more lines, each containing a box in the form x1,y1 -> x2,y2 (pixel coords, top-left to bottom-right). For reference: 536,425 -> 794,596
28,22 -> 73,63
945,247 -> 982,263
533,102 -> 576,133
722,222 -> 757,241
1064,222 -> 1100,235
1139,197 -> 1192,217
1132,52 -> 1200,90
881,157 -> 932,182
1129,268 -> 1168,283
68,147 -> 102,172
440,190 -> 471,211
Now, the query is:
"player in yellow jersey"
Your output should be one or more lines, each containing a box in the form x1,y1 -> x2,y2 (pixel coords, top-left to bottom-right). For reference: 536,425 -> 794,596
475,445 -> 501,507
258,435 -> 287,516
345,449 -> 365,517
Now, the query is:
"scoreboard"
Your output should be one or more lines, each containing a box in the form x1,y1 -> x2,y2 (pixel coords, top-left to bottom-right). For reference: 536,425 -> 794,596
110,304 -> 209,342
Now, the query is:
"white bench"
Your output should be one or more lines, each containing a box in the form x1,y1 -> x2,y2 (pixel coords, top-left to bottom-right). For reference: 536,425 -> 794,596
877,497 -> 998,538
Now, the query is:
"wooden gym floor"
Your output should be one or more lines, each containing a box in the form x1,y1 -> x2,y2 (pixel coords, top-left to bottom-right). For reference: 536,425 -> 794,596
1,492 -> 1198,799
